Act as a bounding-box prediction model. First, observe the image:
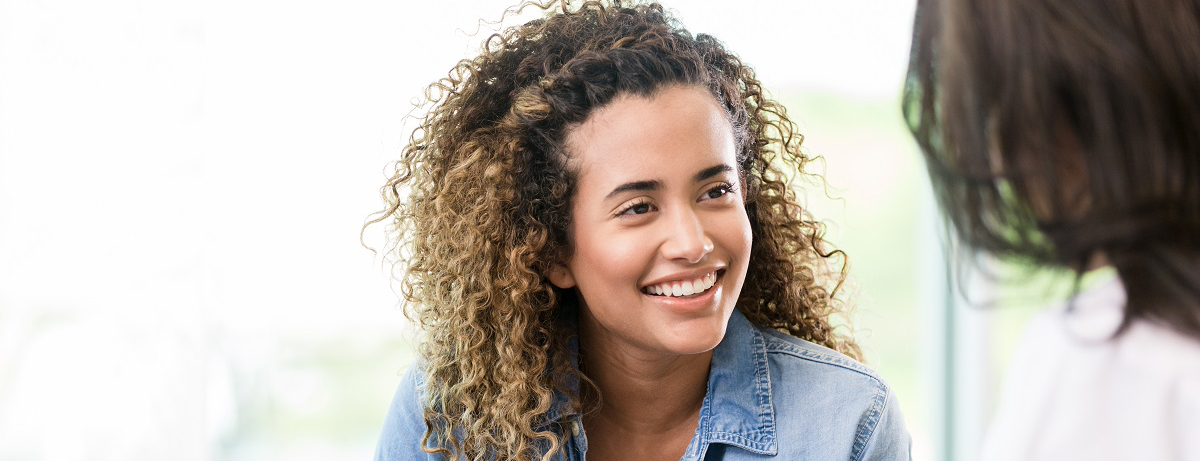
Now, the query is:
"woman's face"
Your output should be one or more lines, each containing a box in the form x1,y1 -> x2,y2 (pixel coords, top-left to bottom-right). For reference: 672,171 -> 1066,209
548,85 -> 753,357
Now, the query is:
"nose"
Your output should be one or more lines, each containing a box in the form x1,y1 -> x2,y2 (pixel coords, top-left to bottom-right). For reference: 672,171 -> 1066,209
659,207 -> 714,264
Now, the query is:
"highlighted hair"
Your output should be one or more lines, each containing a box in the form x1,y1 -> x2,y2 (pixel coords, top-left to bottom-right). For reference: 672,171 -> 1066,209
368,1 -> 859,458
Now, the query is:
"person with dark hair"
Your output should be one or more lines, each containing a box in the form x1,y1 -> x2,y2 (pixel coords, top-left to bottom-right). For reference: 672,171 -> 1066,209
369,1 -> 912,459
905,0 -> 1200,459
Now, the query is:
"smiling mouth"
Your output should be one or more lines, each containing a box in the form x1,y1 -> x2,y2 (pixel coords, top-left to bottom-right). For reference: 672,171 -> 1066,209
641,269 -> 725,299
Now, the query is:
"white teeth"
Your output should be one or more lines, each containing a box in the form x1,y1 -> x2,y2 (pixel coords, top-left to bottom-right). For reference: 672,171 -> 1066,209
645,271 -> 719,298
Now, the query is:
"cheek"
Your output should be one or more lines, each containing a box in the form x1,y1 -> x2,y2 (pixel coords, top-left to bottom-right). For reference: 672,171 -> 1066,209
715,208 -> 753,261
570,226 -> 650,290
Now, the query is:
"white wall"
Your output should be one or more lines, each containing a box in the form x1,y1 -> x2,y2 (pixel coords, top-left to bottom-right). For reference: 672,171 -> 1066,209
0,1 -> 920,459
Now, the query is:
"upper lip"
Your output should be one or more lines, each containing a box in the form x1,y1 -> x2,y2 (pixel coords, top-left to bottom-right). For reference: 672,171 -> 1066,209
640,265 -> 726,289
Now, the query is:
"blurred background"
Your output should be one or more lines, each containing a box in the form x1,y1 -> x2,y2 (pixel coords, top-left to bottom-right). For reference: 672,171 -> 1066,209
0,0 -> 1066,459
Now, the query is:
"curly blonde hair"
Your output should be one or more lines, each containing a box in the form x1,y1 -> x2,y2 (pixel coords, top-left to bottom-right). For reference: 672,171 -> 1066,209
366,1 -> 860,459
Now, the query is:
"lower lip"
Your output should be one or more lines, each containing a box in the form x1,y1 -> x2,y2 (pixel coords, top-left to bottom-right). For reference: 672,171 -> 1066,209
642,272 -> 724,314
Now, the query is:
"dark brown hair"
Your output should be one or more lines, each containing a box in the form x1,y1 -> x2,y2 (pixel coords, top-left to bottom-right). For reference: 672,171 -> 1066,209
904,0 -> 1200,339
367,0 -> 858,459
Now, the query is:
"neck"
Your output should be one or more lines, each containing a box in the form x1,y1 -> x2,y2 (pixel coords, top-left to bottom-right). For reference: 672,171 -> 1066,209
577,319 -> 711,435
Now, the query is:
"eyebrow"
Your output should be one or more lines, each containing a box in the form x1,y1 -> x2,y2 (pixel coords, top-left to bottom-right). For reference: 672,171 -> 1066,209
604,163 -> 734,199
694,164 -> 733,182
605,179 -> 662,199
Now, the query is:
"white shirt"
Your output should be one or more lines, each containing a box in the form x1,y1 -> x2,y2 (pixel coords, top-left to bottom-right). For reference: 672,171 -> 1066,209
980,274 -> 1200,461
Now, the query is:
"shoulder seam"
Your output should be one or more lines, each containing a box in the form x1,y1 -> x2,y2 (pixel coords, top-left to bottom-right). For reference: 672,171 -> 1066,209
759,330 -> 885,384
850,387 -> 890,461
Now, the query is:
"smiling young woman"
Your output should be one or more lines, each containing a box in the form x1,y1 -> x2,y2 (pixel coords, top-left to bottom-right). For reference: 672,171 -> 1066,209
548,86 -> 752,359
546,86 -> 753,460
369,1 -> 911,460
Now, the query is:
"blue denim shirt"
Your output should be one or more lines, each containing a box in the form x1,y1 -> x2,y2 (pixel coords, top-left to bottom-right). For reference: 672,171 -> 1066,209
375,309 -> 912,460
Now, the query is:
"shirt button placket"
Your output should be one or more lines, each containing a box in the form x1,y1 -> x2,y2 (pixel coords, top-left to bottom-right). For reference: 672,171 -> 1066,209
570,419 -> 586,460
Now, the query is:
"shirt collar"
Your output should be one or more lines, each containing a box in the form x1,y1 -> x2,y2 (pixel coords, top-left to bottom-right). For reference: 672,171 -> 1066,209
691,308 -> 778,456
542,309 -> 778,456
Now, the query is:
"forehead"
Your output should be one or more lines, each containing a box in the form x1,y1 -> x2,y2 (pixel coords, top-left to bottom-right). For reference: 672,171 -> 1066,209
564,85 -> 737,192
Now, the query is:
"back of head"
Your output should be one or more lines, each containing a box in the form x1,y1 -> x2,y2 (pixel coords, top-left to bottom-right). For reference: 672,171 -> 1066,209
904,0 -> 1200,338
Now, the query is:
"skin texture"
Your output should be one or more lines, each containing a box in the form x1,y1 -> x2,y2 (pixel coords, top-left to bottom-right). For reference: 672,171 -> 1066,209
547,85 -> 753,459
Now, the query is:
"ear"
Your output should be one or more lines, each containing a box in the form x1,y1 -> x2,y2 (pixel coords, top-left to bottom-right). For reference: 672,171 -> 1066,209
546,264 -> 576,289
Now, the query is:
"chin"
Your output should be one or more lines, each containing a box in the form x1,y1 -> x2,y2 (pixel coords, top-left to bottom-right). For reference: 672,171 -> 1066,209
656,313 -> 732,355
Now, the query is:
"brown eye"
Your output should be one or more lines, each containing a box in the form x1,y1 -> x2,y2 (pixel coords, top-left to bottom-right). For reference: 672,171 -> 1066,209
615,198 -> 657,217
702,184 -> 733,200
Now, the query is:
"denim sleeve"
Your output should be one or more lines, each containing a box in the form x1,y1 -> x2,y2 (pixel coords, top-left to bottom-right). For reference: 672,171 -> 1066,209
374,365 -> 440,461
857,389 -> 913,461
